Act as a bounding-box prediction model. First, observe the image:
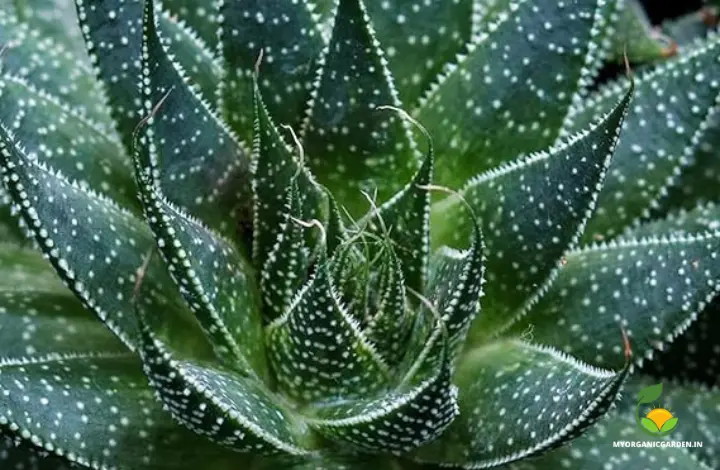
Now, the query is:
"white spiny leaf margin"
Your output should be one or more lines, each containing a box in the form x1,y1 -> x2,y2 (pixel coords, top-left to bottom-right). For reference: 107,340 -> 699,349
463,89 -> 631,336
503,230 -> 720,368
0,73 -> 128,165
621,200 -> 720,237
140,332 -> 313,456
298,0 -> 421,160
0,351 -> 135,470
0,129 -> 140,350
439,340 -> 628,469
266,264 -> 390,374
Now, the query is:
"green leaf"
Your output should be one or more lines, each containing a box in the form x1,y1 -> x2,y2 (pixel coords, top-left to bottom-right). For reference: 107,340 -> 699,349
413,340 -> 629,468
302,0 -> 419,216
432,86 -> 632,337
364,243 -> 413,366
364,0 -> 473,105
662,7 -> 718,50
365,147 -> 432,293
74,0 -> 229,153
266,260 -> 390,404
0,244 -> 128,359
564,33 -> 720,241
251,81 -> 327,270
426,215 -> 485,359
0,353 -> 243,469
164,0 -> 219,49
624,201 -> 720,239
309,318 -> 458,454
0,74 -> 136,208
663,113 -> 720,210
137,301 -> 313,456
504,232 -> 720,370
139,0 -> 252,232
641,416 -> 661,432
415,0 -> 613,188
11,0 -> 88,58
0,8 -> 112,127
637,383 -> 664,405
661,416 -> 679,433
219,0 -> 324,141
508,412 -> 711,470
0,200 -> 25,244
0,125 -> 178,350
641,297 -> 720,387
157,10 -> 223,107
608,0 -> 676,64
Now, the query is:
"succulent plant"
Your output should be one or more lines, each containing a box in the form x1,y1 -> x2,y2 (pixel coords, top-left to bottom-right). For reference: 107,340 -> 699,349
0,0 -> 719,469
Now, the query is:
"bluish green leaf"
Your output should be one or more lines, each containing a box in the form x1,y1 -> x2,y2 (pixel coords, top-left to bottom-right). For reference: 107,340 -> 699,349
219,0 -> 324,141
414,340 -> 629,468
0,8 -> 112,126
266,260 -> 389,404
415,0 -> 613,188
641,297 -> 720,387
0,353 -> 243,469
0,125 -> 177,350
505,232 -> 720,370
432,86 -> 631,337
366,148 -> 432,293
564,33 -> 720,241
364,0 -> 473,105
0,74 -> 135,207
75,0 -> 229,152
309,318 -> 457,454
137,301 -> 313,456
662,7 -> 718,50
252,81 -> 327,270
302,0 -> 419,216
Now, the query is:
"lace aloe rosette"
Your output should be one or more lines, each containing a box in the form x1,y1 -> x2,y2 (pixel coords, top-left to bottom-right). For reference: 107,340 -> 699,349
0,0 -> 719,469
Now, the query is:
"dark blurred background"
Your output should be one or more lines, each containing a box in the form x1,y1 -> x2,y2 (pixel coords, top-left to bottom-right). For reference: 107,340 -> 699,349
641,0 -> 704,23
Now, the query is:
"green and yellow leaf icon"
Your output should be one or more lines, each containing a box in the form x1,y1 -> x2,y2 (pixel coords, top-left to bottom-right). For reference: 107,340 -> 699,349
637,383 -> 663,405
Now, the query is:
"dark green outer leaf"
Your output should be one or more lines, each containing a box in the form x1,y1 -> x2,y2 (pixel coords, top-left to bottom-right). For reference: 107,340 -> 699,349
415,0 -> 613,188
413,340 -> 629,468
507,411 -> 711,470
0,8 -> 112,127
0,353 -> 242,469
219,0 -> 324,141
504,231 -> 720,370
364,0 -> 473,106
641,296 -> 720,387
608,0 -> 674,64
302,0 -> 419,217
0,74 -> 136,208
0,125 -> 187,351
10,0 -> 88,57
266,261 -> 389,404
140,0 -> 251,233
0,434 -> 75,470
0,200 -> 26,243
163,0 -> 219,49
624,201 -> 720,239
564,33 -> 720,241
432,86 -> 632,338
251,82 -> 328,271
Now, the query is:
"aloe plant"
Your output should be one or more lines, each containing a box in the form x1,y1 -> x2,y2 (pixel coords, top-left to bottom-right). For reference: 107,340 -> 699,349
0,0 -> 718,469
